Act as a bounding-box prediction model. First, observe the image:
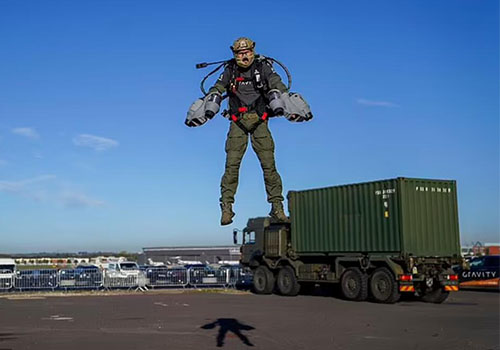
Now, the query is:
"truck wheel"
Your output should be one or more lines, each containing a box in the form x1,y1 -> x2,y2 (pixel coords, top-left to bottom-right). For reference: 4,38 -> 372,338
340,267 -> 368,301
420,287 -> 449,304
252,266 -> 275,295
369,267 -> 400,304
277,266 -> 300,296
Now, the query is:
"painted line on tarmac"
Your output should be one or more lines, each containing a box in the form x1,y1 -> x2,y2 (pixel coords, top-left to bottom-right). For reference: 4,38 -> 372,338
42,315 -> 74,321
154,302 -> 168,307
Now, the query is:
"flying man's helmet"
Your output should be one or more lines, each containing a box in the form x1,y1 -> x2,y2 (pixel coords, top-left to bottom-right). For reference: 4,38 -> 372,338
230,37 -> 256,68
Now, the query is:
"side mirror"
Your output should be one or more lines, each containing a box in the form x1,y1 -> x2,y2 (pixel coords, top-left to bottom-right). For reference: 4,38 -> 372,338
233,229 -> 238,245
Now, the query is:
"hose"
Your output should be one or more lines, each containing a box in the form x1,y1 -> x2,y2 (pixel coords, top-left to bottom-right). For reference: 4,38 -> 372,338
199,62 -> 229,96
265,56 -> 292,91
197,56 -> 292,96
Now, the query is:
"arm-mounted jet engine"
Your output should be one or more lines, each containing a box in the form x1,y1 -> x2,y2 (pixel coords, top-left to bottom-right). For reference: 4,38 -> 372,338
185,92 -> 222,127
279,91 -> 314,122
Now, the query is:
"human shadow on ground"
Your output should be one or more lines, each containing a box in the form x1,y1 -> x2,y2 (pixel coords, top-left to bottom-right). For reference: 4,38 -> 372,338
201,318 -> 255,347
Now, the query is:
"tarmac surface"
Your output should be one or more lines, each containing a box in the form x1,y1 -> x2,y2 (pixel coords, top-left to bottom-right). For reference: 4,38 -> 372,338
0,289 -> 498,350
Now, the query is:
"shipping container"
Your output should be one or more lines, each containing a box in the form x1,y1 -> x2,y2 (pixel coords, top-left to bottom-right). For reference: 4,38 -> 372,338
487,246 -> 500,255
288,177 -> 460,257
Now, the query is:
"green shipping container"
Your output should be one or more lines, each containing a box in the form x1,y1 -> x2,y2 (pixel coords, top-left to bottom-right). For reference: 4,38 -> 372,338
288,177 -> 461,257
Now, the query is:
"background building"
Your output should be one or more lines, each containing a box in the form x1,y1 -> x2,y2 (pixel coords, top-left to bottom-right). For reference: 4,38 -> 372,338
139,246 -> 241,266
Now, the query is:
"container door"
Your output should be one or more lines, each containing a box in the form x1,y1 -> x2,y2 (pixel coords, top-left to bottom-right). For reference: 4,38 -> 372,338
399,178 -> 461,257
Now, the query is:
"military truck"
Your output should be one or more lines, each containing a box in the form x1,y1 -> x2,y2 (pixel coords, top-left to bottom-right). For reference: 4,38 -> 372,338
235,178 -> 462,303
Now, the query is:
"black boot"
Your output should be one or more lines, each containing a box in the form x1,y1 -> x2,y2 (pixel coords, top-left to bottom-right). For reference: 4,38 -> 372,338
220,202 -> 235,226
269,201 -> 288,221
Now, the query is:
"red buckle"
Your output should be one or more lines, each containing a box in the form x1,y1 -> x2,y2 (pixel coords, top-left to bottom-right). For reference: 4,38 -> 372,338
238,107 -> 248,113
231,115 -> 238,122
261,112 -> 268,121
235,77 -> 244,82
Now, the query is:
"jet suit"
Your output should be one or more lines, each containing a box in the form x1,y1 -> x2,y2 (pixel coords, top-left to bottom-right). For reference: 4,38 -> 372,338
208,49 -> 288,225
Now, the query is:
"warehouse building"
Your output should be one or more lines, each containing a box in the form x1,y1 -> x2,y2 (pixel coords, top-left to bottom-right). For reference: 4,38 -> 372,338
139,246 -> 241,266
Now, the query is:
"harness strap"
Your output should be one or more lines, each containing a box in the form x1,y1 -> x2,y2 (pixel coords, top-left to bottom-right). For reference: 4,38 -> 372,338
231,115 -> 250,134
230,111 -> 268,135
227,58 -> 270,134
229,59 -> 267,96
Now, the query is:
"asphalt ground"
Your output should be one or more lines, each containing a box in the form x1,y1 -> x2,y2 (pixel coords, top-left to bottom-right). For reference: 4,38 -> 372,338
0,289 -> 498,350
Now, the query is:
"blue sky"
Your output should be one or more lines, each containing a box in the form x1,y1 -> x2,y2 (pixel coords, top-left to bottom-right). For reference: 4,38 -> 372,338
0,0 -> 498,253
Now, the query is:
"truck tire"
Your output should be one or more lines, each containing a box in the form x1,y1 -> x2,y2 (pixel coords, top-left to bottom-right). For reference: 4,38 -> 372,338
340,267 -> 368,301
277,266 -> 300,296
252,266 -> 275,295
369,267 -> 400,304
420,288 -> 449,304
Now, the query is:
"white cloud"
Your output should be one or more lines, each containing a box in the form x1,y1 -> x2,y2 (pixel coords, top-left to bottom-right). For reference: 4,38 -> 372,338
60,191 -> 105,208
0,175 -> 105,209
12,127 -> 40,139
357,98 -> 399,108
73,134 -> 119,151
0,175 -> 56,201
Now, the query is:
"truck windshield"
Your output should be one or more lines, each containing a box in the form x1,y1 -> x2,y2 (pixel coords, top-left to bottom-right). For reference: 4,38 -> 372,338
0,265 -> 15,273
244,231 -> 255,244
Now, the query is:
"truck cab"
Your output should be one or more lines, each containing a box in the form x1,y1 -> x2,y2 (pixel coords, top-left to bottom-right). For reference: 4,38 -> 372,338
239,217 -> 265,267
238,217 -> 290,268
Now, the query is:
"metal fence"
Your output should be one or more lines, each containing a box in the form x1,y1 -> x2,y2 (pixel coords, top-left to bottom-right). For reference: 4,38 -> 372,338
188,267 -> 231,288
103,270 -> 142,290
0,271 -> 14,290
228,267 -> 252,288
14,269 -> 59,291
59,268 -> 103,290
0,266 -> 251,293
237,267 -> 253,288
145,267 -> 188,288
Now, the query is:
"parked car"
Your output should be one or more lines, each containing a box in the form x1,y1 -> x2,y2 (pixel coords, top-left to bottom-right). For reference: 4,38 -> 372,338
59,265 -> 102,288
139,265 -> 151,271
235,267 -> 253,290
145,266 -> 187,286
189,265 -> 218,285
107,261 -> 140,276
183,263 -> 207,270
104,261 -> 143,289
0,258 -> 16,289
15,269 -> 58,289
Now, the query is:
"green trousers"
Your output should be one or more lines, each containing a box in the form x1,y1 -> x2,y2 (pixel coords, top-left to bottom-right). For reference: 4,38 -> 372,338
220,113 -> 284,204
